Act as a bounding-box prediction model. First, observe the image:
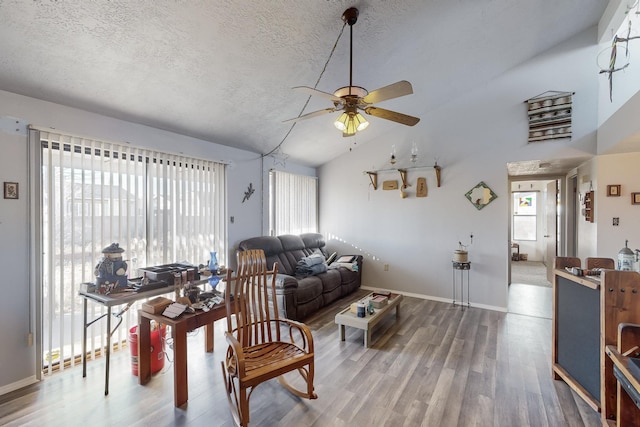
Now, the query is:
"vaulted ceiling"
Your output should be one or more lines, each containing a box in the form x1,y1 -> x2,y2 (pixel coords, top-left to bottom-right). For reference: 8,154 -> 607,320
0,1 -> 607,167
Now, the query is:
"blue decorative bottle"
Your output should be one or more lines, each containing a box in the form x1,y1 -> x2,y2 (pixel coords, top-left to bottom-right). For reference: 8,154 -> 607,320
208,251 -> 220,288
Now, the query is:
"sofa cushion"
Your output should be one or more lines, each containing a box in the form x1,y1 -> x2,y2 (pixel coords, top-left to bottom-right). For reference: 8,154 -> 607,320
296,276 -> 323,304
316,269 -> 341,293
316,269 -> 342,306
277,235 -> 310,274
238,235 -> 286,271
338,268 -> 361,296
300,233 -> 329,257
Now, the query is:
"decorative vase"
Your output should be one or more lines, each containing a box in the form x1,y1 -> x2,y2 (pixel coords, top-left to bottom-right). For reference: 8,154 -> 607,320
208,251 -> 221,288
208,251 -> 219,272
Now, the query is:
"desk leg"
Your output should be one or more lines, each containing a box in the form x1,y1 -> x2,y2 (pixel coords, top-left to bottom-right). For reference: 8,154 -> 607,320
365,328 -> 371,348
339,324 -> 345,341
82,298 -> 87,378
104,307 -> 111,395
173,322 -> 189,407
204,322 -> 214,353
138,316 -> 152,385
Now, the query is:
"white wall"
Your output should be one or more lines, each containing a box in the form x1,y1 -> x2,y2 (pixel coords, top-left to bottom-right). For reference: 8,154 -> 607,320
597,7 -> 640,154
596,152 -> 640,263
319,27 -> 600,311
0,130 -> 33,393
0,89 -> 314,393
575,158 -> 599,260
597,17 -> 640,129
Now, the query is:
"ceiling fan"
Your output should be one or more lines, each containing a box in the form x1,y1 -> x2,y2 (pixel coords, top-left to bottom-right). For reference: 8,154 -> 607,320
284,7 -> 420,137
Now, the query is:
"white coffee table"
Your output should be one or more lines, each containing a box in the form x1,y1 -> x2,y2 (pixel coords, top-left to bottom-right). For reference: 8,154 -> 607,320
335,292 -> 403,348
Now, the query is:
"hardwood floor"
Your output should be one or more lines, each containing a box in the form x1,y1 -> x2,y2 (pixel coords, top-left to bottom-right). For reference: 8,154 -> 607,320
0,289 -> 601,426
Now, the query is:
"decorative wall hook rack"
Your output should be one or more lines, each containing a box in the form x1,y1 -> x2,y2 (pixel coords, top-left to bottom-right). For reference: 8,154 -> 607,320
365,164 -> 442,190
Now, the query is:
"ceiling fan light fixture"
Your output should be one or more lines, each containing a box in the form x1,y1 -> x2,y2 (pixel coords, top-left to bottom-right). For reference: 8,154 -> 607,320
334,112 -> 349,131
335,112 -> 368,135
354,112 -> 369,131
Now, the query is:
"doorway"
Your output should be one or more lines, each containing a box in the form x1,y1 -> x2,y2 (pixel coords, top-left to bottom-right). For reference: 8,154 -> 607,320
508,178 -> 561,318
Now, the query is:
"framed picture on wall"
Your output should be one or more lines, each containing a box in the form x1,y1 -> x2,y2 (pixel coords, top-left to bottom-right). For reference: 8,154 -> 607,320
632,192 -> 640,205
3,182 -> 18,199
607,184 -> 621,196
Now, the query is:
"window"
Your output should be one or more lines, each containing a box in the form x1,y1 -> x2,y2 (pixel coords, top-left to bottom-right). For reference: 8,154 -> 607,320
269,170 -> 318,236
513,192 -> 537,241
35,129 -> 226,372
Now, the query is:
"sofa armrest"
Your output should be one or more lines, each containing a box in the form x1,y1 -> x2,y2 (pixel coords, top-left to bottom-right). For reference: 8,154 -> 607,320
273,273 -> 299,291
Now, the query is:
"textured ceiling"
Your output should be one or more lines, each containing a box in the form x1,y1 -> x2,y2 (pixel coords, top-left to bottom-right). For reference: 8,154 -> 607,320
0,0 -> 607,167
507,157 -> 593,177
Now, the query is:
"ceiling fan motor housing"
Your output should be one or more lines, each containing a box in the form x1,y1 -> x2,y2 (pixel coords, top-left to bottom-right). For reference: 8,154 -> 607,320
334,86 -> 368,99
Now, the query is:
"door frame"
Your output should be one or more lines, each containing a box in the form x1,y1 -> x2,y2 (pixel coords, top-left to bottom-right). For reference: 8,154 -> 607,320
507,175 -> 567,284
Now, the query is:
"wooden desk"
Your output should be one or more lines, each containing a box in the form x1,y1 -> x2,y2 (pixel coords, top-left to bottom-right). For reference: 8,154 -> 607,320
138,303 -> 227,407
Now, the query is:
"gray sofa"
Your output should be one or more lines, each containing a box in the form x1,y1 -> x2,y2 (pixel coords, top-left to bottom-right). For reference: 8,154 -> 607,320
237,233 -> 362,320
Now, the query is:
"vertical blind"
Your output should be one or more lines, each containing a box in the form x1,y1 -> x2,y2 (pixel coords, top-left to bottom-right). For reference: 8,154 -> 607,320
269,170 -> 318,236
37,129 -> 226,372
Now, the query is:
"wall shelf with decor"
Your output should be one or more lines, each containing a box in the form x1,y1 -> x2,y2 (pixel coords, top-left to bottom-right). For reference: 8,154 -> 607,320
365,164 -> 441,190
584,190 -> 594,222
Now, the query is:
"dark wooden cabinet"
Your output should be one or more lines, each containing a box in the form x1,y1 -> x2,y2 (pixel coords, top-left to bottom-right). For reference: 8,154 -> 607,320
553,258 -> 640,425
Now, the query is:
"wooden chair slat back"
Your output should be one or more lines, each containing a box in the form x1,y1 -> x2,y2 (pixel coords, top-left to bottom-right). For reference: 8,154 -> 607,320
225,249 -> 281,347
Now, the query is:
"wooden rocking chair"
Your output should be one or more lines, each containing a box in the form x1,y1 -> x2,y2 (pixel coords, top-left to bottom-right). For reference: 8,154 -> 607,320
221,249 -> 317,426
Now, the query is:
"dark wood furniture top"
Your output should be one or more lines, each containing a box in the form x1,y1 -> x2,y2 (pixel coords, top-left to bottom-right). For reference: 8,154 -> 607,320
586,257 -> 615,270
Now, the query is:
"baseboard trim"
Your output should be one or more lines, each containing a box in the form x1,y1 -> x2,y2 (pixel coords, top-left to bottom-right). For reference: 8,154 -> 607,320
361,285 -> 507,313
0,375 -> 39,396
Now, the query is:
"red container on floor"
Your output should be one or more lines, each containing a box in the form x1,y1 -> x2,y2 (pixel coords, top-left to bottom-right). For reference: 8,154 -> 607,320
129,324 -> 165,376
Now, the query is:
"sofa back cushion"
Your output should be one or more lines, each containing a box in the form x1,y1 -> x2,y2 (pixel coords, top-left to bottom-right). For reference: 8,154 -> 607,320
300,233 -> 328,255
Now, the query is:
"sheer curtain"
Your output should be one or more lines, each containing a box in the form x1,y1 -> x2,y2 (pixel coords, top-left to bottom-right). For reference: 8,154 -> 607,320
34,128 -> 226,372
269,170 -> 318,236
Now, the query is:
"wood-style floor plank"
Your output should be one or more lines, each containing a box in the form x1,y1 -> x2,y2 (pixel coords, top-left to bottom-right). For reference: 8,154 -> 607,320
0,289 -> 601,426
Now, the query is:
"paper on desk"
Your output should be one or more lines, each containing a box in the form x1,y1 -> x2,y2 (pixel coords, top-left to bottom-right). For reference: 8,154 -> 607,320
162,302 -> 188,319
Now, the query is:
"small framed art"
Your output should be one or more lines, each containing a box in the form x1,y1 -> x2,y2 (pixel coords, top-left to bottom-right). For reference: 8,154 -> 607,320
632,192 -> 640,205
607,184 -> 621,196
3,182 -> 18,199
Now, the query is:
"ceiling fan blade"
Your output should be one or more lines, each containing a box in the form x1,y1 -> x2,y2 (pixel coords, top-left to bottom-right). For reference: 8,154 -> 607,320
362,80 -> 414,105
364,106 -> 420,126
283,107 -> 338,123
292,86 -> 343,103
